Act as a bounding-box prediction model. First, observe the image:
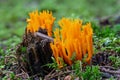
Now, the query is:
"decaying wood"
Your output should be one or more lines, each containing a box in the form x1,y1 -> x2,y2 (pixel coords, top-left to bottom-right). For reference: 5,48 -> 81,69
16,30 -> 54,78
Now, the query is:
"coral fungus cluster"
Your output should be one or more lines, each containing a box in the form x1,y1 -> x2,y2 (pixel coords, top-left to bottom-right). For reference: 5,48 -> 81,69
26,10 -> 55,36
26,10 -> 93,68
50,18 -> 93,68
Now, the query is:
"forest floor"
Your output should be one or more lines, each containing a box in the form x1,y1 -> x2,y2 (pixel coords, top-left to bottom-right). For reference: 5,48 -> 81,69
0,0 -> 120,80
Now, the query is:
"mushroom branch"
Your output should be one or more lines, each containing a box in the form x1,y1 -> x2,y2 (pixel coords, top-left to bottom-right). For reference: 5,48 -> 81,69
50,18 -> 93,68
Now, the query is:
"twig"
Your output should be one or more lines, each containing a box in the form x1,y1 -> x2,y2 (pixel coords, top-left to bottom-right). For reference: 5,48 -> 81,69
16,69 -> 29,79
99,66 -> 115,70
16,73 -> 27,77
100,67 -> 120,74
34,32 -> 54,42
44,70 -> 73,80
46,69 -> 56,76
21,69 -> 29,78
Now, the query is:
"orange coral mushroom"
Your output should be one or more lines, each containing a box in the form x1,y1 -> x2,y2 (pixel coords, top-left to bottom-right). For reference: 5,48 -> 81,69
26,10 -> 55,36
50,18 -> 93,68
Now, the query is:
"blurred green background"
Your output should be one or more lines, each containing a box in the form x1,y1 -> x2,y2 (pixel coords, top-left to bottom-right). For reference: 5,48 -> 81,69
0,0 -> 120,45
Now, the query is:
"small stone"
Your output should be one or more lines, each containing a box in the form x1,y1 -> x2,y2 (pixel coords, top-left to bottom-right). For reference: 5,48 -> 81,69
75,77 -> 79,80
64,75 -> 72,80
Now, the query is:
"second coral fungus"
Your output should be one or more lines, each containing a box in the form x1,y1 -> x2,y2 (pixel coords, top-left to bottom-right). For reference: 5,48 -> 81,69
50,18 -> 93,68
